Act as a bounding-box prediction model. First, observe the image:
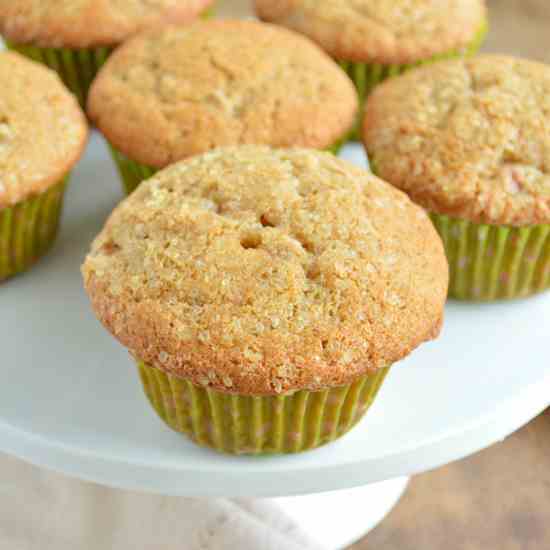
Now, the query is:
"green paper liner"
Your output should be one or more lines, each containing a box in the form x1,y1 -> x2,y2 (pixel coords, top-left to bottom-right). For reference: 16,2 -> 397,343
201,4 -> 216,19
4,6 -> 215,109
110,139 -> 348,196
137,361 -> 389,455
341,20 -> 488,140
110,147 -> 157,196
5,42 -> 112,108
327,134 -> 348,156
430,213 -> 550,301
0,178 -> 68,282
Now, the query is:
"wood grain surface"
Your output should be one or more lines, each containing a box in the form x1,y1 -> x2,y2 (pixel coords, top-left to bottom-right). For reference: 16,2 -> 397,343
352,410 -> 550,549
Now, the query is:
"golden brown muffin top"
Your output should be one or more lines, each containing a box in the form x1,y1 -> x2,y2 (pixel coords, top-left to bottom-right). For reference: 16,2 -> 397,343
87,20 -> 358,168
0,52 -> 88,209
363,55 -> 550,226
0,0 -> 213,48
255,0 -> 487,64
82,146 -> 448,395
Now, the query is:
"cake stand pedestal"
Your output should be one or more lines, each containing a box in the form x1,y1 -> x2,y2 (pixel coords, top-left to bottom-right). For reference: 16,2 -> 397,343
272,478 -> 410,548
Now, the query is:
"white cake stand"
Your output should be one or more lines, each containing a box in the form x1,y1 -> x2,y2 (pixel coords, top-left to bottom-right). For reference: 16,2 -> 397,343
1,134 -> 548,548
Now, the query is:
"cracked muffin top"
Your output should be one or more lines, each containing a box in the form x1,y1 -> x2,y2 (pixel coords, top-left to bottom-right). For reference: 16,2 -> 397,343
82,146 -> 448,395
0,0 -> 214,48
254,0 -> 487,65
0,52 -> 88,208
87,20 -> 358,167
363,55 -> 550,226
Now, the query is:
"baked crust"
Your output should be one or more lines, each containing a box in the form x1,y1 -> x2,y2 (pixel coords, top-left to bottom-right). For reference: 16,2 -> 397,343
254,0 -> 487,64
363,55 -> 550,226
82,147 -> 448,395
0,52 -> 88,208
88,20 -> 358,168
0,0 -> 214,48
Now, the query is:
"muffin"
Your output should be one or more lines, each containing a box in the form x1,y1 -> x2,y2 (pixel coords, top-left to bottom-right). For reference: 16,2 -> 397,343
87,20 -> 358,195
0,0 -> 215,107
0,52 -> 88,282
363,55 -> 550,301
82,146 -> 448,455
255,0 -> 488,139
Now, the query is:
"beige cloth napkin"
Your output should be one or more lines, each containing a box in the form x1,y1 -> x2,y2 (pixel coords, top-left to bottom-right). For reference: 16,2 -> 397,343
0,453 -> 325,550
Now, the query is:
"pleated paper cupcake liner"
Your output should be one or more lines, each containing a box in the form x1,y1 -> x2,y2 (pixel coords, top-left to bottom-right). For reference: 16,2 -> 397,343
341,21 -> 488,140
137,361 -> 389,455
5,42 -> 112,108
110,139 -> 348,196
0,178 -> 68,282
430,213 -> 550,301
201,4 -> 216,19
110,147 -> 158,196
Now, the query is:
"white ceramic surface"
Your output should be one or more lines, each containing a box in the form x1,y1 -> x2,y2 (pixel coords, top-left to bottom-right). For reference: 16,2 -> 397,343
274,478 -> 410,549
1,134 -> 548,497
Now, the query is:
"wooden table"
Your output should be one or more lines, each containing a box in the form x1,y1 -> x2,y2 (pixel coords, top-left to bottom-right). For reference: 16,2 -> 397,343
353,2 -> 550,546
352,410 -> 550,549
483,0 -> 550,64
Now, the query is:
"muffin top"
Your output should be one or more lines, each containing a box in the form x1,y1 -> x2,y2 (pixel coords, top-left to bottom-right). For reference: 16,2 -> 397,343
0,52 -> 88,209
254,0 -> 487,64
363,55 -> 550,226
82,146 -> 448,395
0,0 -> 214,48
87,20 -> 358,168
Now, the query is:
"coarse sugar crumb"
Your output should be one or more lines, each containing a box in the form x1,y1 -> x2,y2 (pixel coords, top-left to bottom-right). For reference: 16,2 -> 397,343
0,52 -> 87,208
82,146 -> 448,395
364,55 -> 550,226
